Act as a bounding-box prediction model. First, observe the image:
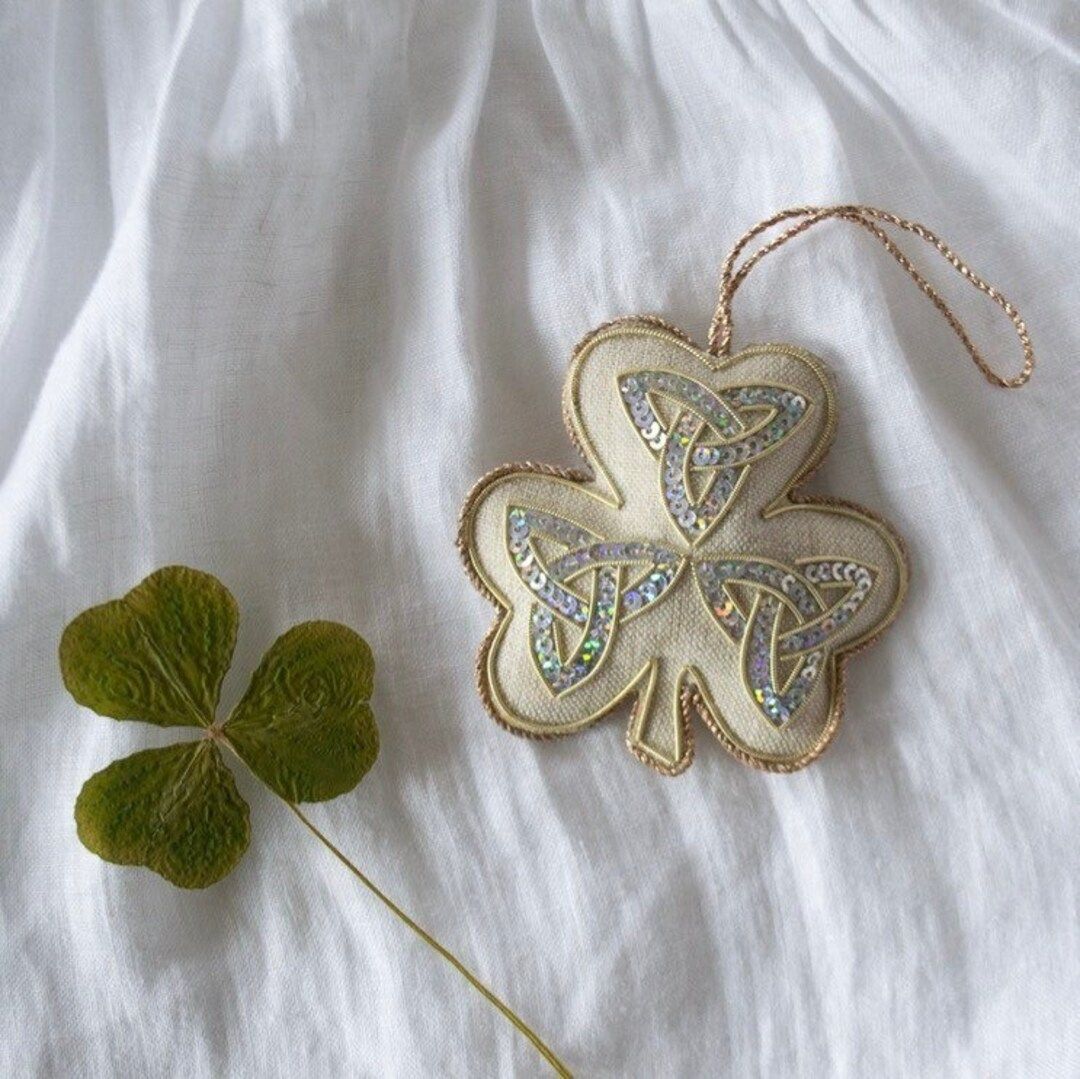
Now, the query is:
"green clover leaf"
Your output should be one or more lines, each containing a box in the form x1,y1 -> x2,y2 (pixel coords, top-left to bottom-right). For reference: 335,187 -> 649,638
59,565 -> 238,729
225,622 -> 377,802
61,566 -> 377,888
60,565 -> 570,1075
73,742 -> 250,889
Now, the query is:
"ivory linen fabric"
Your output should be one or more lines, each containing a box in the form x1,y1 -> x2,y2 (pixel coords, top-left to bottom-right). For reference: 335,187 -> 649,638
1,2 -> 1078,1076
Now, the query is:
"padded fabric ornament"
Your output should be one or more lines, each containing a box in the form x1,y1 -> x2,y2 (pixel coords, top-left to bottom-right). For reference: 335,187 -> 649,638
459,206 -> 1035,776
460,318 -> 907,774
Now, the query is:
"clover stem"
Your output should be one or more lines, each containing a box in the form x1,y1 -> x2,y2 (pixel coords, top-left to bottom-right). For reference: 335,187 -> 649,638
283,801 -> 573,1078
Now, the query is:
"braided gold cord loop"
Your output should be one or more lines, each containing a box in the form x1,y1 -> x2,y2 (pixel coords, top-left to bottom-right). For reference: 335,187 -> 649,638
708,205 -> 1035,389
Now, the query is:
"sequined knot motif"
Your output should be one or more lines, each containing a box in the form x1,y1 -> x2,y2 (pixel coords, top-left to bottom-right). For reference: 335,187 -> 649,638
459,319 -> 907,775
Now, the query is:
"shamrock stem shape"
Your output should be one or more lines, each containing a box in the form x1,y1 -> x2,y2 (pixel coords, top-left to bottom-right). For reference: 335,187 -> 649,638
60,566 -> 570,1077
460,319 -> 907,774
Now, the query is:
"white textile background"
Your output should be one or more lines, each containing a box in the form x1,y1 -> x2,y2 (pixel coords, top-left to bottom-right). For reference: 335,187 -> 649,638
2,2 -> 1078,1076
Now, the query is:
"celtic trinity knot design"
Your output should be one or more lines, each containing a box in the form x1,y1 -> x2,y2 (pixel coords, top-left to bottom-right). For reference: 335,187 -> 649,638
460,320 -> 907,775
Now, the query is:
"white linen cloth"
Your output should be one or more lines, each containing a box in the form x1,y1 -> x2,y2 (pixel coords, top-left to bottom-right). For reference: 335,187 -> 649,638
2,2 -> 1077,1075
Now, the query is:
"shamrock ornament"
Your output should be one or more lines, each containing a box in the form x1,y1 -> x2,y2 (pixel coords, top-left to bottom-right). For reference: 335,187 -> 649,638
459,318 -> 908,774
60,565 -> 377,886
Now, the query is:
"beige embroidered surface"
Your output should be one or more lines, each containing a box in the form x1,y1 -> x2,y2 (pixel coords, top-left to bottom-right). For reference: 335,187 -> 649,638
459,319 -> 907,774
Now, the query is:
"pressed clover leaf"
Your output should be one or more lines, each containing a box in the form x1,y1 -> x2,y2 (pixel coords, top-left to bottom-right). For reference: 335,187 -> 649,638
60,565 -> 238,728
225,622 -> 378,803
60,565 -> 570,1076
74,742 -> 250,889
61,566 -> 377,888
